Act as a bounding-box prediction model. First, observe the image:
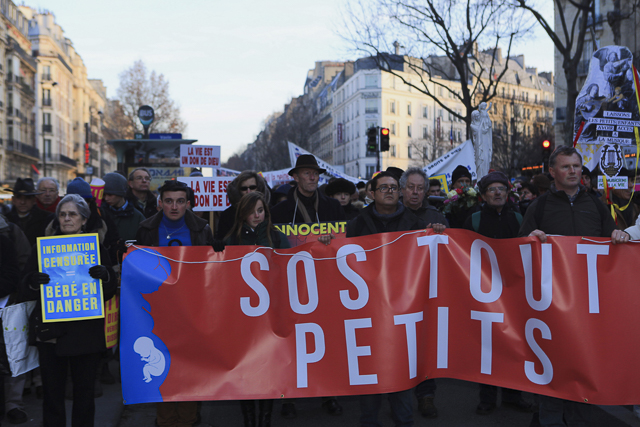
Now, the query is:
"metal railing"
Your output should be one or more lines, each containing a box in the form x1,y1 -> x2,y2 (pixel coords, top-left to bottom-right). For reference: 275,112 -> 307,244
42,124 -> 52,133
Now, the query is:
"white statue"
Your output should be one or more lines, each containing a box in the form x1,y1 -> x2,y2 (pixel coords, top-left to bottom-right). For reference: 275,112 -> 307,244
471,102 -> 493,179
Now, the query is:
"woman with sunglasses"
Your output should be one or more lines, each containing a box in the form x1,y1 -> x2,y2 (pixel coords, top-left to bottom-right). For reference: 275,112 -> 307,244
215,171 -> 271,241
224,192 -> 289,427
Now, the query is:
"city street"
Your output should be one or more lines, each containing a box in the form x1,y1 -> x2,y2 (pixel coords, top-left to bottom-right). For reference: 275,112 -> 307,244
11,360 -> 640,427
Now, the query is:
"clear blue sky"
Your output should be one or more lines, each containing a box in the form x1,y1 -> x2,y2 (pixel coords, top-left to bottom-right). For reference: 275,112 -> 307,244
28,0 -> 554,162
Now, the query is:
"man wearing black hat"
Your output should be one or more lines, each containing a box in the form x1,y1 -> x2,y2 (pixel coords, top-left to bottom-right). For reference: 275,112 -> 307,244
270,155 -> 345,418
463,171 -> 533,415
325,178 -> 360,220
6,178 -> 52,246
271,155 -> 346,225
450,165 -> 472,189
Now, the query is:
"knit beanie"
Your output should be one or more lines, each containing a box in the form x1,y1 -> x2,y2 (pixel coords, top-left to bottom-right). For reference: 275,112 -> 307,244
103,172 -> 128,197
478,171 -> 510,194
66,177 -> 92,199
451,165 -> 472,186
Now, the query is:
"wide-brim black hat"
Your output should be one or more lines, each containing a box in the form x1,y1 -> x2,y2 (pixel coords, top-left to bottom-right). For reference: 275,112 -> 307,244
289,154 -> 326,176
325,178 -> 356,196
9,178 -> 42,196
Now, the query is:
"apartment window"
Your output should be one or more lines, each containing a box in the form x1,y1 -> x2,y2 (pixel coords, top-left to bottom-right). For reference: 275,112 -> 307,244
365,75 -> 377,88
365,99 -> 378,114
502,87 -> 505,97
45,139 -> 51,159
408,145 -> 413,159
43,113 -> 51,125
366,165 -> 376,178
535,94 -> 538,103
407,103 -> 412,116
422,126 -> 429,139
407,124 -> 412,138
390,122 -> 396,135
439,87 -> 443,96
390,145 -> 396,157
525,92 -> 529,102
390,100 -> 396,114
503,105 -> 507,115
457,130 -> 461,141
493,104 -> 497,114
536,110 -> 540,119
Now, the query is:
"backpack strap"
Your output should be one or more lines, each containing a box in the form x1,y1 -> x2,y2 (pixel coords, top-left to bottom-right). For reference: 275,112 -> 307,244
514,211 -> 523,226
472,211 -> 481,232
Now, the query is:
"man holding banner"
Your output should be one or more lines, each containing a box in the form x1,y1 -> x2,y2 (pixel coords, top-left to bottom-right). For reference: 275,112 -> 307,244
135,180 -> 213,426
519,146 -> 628,426
346,171 -> 426,427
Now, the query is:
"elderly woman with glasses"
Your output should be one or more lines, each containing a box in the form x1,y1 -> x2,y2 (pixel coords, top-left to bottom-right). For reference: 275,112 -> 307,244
21,194 -> 117,427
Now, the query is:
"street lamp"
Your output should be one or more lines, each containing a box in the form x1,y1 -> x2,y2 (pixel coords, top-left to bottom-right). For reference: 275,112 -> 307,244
41,80 -> 58,177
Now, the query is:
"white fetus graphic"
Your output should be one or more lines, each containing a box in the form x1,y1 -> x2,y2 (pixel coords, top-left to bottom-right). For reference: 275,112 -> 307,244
134,336 -> 166,383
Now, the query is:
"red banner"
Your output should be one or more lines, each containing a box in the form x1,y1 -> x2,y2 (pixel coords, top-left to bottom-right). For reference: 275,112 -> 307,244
120,229 -> 640,405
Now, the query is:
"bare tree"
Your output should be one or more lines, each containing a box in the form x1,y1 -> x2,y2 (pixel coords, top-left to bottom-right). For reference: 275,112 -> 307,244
407,133 -> 452,167
341,0 -> 532,138
102,99 -> 134,140
515,0 -> 640,146
116,60 -> 187,136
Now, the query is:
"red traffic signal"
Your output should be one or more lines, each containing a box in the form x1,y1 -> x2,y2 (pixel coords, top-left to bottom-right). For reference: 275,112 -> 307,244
381,128 -> 390,137
380,128 -> 390,152
542,140 -> 551,149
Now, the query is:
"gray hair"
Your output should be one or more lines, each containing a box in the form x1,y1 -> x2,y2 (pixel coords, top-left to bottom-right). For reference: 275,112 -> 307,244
399,167 -> 430,193
128,167 -> 151,181
56,194 -> 91,219
37,177 -> 59,191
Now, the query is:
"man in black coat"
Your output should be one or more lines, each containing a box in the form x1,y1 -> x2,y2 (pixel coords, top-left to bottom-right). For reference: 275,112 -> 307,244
271,155 -> 346,225
126,167 -> 158,218
346,171 -> 425,427
6,178 -> 52,246
463,171 -> 533,415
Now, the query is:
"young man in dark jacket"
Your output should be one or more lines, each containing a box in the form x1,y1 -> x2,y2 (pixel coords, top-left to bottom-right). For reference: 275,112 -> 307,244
135,180 -> 214,427
463,171 -> 533,415
6,178 -> 52,246
346,171 -> 425,427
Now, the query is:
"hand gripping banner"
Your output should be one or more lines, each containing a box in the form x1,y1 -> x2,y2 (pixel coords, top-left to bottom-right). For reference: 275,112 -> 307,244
120,229 -> 640,405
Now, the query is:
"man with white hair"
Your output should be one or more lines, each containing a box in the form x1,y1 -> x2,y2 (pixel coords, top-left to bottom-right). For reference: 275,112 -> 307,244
35,177 -> 60,214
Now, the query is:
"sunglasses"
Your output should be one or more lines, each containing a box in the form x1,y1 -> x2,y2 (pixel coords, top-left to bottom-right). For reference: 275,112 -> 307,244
240,185 -> 258,192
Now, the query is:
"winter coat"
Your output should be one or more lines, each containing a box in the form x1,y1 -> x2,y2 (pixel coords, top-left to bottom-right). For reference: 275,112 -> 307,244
126,188 -> 158,219
216,174 -> 271,239
346,203 -> 426,237
342,203 -> 361,221
225,221 -> 290,249
0,214 -> 30,271
103,201 -> 146,242
463,203 -> 521,239
6,205 -> 52,246
518,184 -> 616,238
136,209 -> 214,247
408,205 -> 449,227
271,187 -> 346,225
0,234 -> 19,299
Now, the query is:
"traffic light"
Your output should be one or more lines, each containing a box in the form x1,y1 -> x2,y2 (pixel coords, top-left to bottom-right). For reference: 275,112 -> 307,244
367,127 -> 378,152
542,140 -> 552,171
380,128 -> 390,152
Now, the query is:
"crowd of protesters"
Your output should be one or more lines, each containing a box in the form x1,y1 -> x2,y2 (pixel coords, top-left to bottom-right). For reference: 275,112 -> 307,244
0,145 -> 637,427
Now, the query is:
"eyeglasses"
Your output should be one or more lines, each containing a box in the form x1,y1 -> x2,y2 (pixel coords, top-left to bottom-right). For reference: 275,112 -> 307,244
40,189 -> 58,194
240,185 -> 258,192
163,198 -> 187,206
59,211 -> 80,219
406,186 -> 424,193
377,185 -> 399,193
134,176 -> 151,182
486,186 -> 507,194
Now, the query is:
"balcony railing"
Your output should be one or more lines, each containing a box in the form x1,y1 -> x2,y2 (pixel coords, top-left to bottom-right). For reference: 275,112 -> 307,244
42,73 -> 52,81
43,98 -> 52,107
59,154 -> 77,167
42,124 -> 52,133
6,139 -> 40,159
